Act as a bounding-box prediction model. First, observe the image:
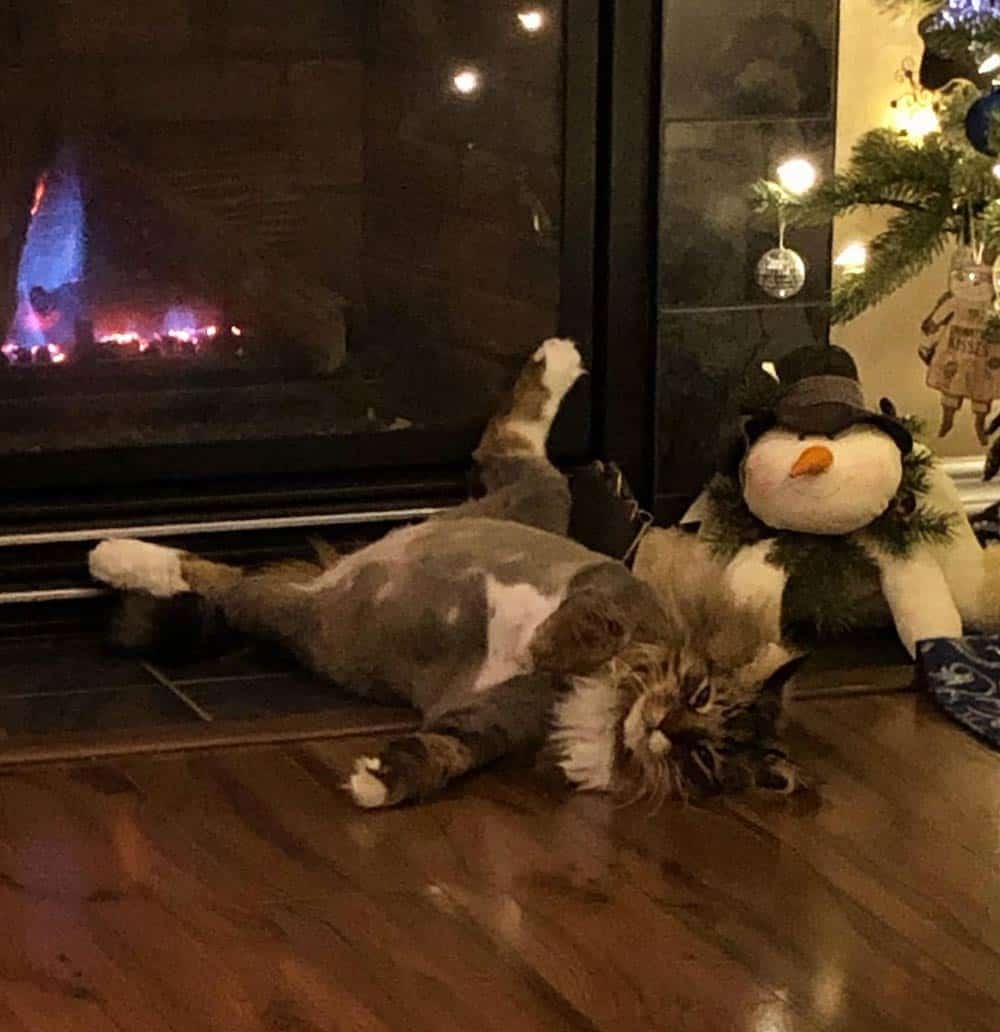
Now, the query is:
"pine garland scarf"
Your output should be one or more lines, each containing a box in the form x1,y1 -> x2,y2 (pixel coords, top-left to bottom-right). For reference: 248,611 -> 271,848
701,441 -> 957,637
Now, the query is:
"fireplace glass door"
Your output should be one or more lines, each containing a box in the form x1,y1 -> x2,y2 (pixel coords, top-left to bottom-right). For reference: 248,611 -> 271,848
1,1 -> 579,487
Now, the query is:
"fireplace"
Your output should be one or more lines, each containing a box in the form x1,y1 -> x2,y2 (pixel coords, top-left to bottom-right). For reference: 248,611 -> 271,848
0,0 -> 658,600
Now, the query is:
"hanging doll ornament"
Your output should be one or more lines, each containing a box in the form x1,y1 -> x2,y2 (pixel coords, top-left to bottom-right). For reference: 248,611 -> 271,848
919,246 -> 1000,443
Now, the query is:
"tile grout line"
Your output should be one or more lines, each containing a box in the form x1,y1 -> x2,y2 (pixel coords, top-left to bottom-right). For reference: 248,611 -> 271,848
0,683 -> 156,701
170,672 -> 296,688
141,661 -> 215,723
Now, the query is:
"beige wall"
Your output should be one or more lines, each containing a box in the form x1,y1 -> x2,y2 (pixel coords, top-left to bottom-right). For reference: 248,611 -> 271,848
833,0 -> 982,456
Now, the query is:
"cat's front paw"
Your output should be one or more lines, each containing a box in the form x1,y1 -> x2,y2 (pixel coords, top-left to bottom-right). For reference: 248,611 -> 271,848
346,756 -> 390,809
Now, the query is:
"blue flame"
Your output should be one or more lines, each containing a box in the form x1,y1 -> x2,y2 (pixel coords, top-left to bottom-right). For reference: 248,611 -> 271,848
162,305 -> 198,334
17,147 -> 85,294
9,145 -> 86,347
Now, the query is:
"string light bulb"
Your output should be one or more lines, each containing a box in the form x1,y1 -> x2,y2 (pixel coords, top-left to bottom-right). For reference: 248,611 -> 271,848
979,53 -> 1000,74
900,104 -> 940,141
776,157 -> 818,196
452,68 -> 482,96
517,9 -> 546,33
834,242 -> 868,276
889,57 -> 939,144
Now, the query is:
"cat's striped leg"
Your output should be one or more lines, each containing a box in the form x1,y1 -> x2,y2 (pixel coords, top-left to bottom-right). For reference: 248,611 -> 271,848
347,674 -> 556,808
89,539 -> 315,654
441,338 -> 585,535
474,336 -> 586,463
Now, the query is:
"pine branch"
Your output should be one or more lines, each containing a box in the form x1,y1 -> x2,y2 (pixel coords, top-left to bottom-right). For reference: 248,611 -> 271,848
806,183 -> 929,218
749,179 -> 793,220
840,131 -> 954,200
831,202 -> 954,323
938,81 -> 982,137
980,197 -> 1000,250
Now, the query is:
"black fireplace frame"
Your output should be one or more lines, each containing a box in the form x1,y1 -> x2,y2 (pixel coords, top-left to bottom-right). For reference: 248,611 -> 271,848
2,0 -> 661,541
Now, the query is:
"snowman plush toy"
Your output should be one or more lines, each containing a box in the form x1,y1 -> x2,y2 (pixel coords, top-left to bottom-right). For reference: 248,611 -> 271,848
685,345 -> 1000,658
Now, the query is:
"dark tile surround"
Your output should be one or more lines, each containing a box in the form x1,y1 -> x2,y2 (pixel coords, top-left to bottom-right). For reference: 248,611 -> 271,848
655,0 -> 837,520
0,633 -> 358,739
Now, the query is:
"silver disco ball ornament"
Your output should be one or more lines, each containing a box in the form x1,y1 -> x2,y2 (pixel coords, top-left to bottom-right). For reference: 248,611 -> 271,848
756,247 -> 806,300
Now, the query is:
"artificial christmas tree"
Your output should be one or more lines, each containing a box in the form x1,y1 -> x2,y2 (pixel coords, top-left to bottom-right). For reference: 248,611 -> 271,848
752,1 -> 1000,452
754,1 -> 1000,321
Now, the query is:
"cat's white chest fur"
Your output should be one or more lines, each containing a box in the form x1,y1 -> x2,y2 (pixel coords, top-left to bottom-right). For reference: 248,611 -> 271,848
549,676 -> 617,790
472,576 -> 565,692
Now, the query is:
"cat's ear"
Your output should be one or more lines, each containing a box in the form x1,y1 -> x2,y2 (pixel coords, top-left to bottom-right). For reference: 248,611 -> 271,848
753,753 -> 806,794
738,643 -> 809,692
761,650 -> 810,697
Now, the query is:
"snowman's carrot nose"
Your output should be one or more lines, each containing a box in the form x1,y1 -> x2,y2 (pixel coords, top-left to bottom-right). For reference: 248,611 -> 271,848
790,444 -> 834,477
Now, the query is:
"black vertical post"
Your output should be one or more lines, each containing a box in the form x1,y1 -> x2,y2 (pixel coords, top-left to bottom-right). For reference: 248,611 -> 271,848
593,0 -> 661,507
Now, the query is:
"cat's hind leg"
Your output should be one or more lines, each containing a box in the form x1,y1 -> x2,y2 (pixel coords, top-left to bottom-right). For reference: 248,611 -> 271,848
439,337 -> 586,535
346,673 -> 557,808
474,336 -> 585,464
89,539 -> 318,656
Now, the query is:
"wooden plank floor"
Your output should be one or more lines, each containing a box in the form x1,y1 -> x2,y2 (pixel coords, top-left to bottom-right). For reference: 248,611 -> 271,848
0,689 -> 996,1031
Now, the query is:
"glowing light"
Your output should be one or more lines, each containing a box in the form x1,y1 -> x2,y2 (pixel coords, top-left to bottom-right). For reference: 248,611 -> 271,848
980,53 -> 1000,74
98,331 -> 141,346
834,242 -> 868,275
48,344 -> 66,364
452,68 -> 482,96
776,157 -> 818,196
230,325 -> 243,337
96,322 -> 227,354
993,162 -> 1000,179
30,176 -> 47,217
900,104 -> 939,141
517,9 -> 546,32
162,305 -> 198,335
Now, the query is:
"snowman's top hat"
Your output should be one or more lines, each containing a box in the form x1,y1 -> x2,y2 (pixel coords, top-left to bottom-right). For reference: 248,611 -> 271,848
725,345 -> 913,471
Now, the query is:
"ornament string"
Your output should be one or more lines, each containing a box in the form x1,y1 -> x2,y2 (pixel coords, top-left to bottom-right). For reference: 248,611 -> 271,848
968,201 -> 986,264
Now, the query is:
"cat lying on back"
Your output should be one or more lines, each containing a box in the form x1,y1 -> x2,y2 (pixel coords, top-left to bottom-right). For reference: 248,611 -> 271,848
89,338 -> 804,808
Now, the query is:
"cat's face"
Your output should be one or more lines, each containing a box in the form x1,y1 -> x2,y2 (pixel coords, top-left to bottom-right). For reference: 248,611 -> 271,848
612,642 -> 806,802
551,528 -> 807,803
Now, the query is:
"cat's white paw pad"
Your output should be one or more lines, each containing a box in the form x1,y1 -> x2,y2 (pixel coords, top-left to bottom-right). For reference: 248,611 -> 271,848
89,539 -> 189,598
347,756 -> 389,809
533,337 -> 585,400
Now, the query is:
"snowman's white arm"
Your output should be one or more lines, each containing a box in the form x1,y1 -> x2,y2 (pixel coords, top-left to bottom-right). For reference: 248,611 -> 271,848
874,545 -> 963,659
724,540 -> 787,642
